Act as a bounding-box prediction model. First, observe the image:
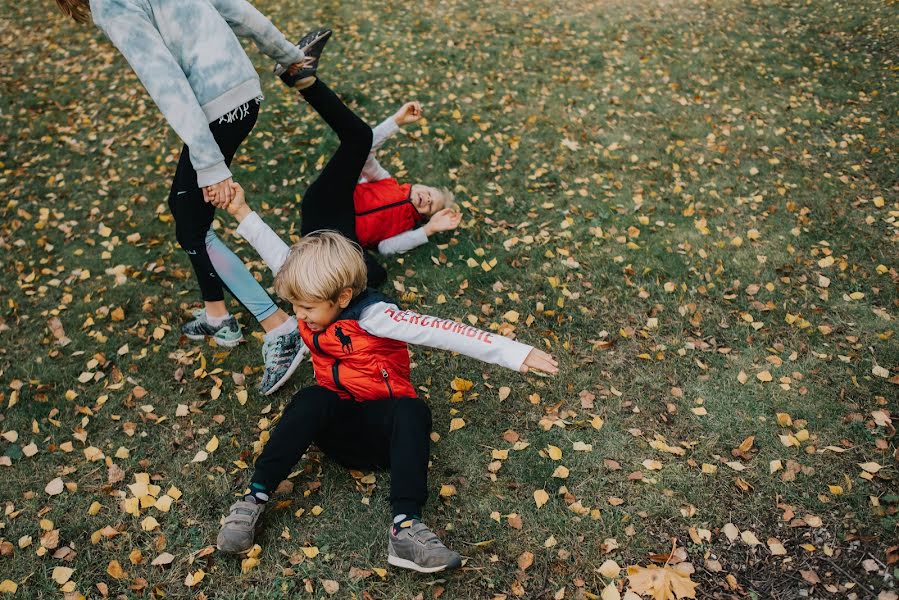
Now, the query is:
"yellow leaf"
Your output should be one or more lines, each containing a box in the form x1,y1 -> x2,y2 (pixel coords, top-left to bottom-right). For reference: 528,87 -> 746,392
107,560 -> 126,579
184,569 -> 205,587
498,386 -> 511,401
775,412 -> 792,427
449,418 -> 466,432
301,546 -> 320,559
51,567 -> 74,585
236,389 -> 248,405
88,501 -> 102,516
546,445 -> 563,460
0,580 -> 17,594
141,516 -> 160,531
740,530 -> 761,546
451,377 -> 474,392
205,436 -> 219,453
534,489 -> 550,508
756,370 -> 773,382
552,465 -> 570,478
627,563 -> 698,600
591,415 -> 604,430
642,459 -> 663,471
601,583 -> 621,600
599,559 -> 621,578
439,484 -> 457,498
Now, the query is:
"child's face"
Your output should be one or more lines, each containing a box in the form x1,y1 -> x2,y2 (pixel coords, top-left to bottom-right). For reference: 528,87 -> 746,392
410,184 -> 445,216
291,288 -> 354,332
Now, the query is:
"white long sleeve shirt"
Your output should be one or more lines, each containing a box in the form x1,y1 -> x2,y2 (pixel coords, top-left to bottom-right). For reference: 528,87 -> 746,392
357,116 -> 430,256
236,212 -> 532,371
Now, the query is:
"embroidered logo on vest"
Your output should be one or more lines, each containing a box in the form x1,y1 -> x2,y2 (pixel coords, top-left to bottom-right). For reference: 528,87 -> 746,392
334,326 -> 353,354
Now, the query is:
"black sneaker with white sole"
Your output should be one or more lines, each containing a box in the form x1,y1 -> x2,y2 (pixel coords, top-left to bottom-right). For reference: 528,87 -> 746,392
274,28 -> 332,87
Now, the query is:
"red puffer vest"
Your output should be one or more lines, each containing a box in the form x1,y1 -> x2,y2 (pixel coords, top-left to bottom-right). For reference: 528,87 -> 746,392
354,178 -> 423,248
297,290 -> 417,401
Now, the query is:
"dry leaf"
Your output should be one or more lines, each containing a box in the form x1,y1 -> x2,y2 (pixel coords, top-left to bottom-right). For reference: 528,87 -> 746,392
534,489 -> 550,508
627,563 -> 697,600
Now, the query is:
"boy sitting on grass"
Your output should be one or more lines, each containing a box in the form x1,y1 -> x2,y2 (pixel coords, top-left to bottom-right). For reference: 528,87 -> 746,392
215,183 -> 558,573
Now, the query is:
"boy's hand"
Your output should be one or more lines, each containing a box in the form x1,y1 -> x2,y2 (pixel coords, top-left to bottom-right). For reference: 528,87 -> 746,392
393,101 -> 422,126
424,208 -> 462,235
203,177 -> 235,208
224,182 -> 252,222
520,348 -> 559,375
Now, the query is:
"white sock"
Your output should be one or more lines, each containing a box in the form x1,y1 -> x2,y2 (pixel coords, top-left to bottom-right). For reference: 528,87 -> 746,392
393,514 -> 407,524
264,316 -> 298,340
206,311 -> 229,327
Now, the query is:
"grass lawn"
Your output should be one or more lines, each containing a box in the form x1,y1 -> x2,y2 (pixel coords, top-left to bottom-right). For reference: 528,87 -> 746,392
1,0 -> 896,598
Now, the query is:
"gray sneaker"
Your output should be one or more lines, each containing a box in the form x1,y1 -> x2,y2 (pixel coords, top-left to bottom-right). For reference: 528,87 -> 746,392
216,499 -> 264,554
258,329 -> 308,396
182,309 -> 243,348
387,520 -> 462,573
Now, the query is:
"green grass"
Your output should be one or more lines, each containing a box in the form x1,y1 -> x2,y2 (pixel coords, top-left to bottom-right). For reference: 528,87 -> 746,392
1,0 -> 897,598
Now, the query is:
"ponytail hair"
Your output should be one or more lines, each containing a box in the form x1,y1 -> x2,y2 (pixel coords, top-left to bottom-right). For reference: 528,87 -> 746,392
55,0 -> 91,23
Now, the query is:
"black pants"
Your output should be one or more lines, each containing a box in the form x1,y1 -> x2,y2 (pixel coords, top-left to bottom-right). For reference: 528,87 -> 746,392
167,101 -> 260,302
298,79 -> 388,288
251,386 -> 432,517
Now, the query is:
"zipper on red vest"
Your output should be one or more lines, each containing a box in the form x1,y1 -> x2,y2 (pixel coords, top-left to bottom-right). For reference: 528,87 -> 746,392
332,359 -> 354,400
380,367 -> 395,399
312,331 -> 326,354
355,197 -> 412,217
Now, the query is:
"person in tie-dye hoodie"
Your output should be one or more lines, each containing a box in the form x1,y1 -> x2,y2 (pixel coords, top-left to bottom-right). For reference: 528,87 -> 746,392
55,0 -> 330,395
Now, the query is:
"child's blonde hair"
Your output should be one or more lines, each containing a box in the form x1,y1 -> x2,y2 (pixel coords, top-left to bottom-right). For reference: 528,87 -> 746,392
274,230 -> 367,304
55,0 -> 91,23
437,187 -> 456,211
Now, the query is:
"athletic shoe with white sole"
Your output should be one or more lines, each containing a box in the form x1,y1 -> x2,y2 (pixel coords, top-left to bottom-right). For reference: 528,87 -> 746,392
216,498 -> 264,554
274,28 -> 332,87
182,308 -> 243,348
258,329 -> 308,395
387,520 -> 462,573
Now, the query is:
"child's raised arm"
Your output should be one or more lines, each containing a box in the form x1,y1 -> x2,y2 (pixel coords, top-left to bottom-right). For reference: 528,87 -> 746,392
358,302 -> 559,375
225,183 -> 291,275
360,101 -> 423,183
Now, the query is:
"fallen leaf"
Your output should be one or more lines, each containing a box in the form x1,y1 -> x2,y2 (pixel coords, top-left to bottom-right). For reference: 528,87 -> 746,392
627,563 -> 697,599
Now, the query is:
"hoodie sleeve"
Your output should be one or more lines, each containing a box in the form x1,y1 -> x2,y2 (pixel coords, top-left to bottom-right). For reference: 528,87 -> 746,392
358,302 -> 533,372
92,9 -> 230,187
208,0 -> 304,66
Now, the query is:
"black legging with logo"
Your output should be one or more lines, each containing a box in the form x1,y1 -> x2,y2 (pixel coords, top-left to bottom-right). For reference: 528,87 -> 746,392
297,79 -> 388,287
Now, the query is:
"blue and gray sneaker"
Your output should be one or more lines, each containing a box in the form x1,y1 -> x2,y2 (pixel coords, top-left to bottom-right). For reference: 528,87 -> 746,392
182,309 -> 243,348
258,329 -> 308,395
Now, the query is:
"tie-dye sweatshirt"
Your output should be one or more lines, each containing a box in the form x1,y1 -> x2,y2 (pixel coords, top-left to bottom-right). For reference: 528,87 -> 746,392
90,0 -> 303,187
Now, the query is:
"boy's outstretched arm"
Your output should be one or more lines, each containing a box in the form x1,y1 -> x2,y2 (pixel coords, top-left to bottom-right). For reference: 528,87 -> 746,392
360,101 -> 422,183
224,183 -> 291,275
358,302 -> 559,375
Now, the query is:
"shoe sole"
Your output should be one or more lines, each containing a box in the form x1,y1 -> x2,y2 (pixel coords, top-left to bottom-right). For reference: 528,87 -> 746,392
184,333 -> 244,348
277,30 -> 332,85
387,553 -> 461,573
260,345 -> 309,396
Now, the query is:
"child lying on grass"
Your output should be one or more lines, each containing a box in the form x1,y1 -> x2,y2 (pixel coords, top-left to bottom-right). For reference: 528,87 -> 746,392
353,100 -> 463,256
215,182 -> 558,573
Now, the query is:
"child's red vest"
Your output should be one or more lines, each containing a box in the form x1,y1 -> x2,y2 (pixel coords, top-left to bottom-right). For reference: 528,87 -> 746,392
297,290 -> 417,401
353,178 -> 423,248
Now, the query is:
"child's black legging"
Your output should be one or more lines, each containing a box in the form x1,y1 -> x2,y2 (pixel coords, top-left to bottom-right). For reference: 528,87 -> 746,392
299,79 -> 388,287
166,101 -> 279,322
252,386 -> 432,517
